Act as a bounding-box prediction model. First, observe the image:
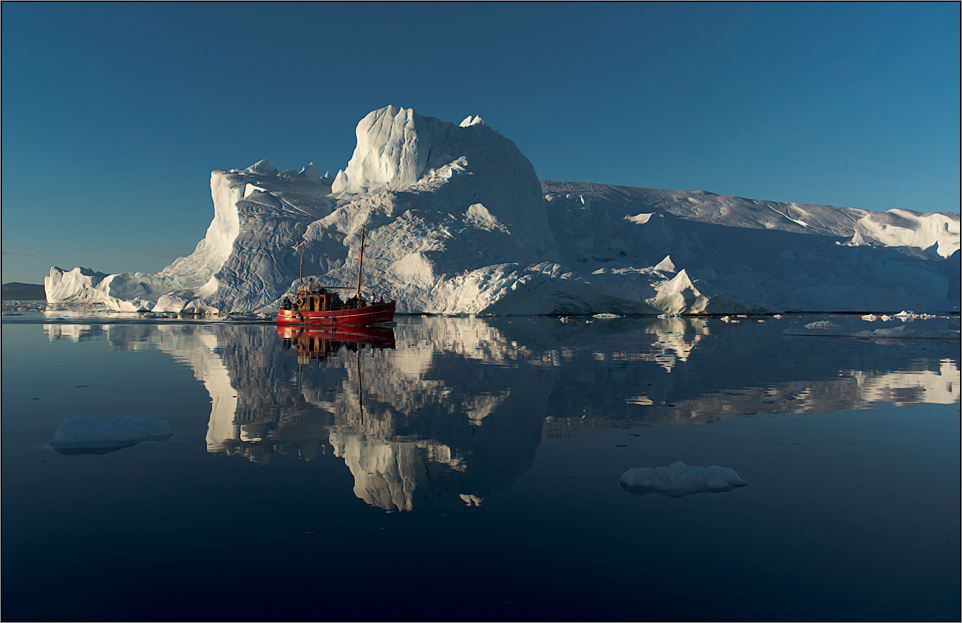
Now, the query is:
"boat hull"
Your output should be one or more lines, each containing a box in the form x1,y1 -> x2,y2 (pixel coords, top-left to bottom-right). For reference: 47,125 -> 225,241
276,301 -> 395,326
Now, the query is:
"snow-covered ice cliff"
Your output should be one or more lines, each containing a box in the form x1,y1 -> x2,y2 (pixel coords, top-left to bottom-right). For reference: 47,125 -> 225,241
45,105 -> 960,315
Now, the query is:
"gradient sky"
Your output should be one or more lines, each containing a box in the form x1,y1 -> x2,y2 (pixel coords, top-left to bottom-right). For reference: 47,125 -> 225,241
2,2 -> 959,284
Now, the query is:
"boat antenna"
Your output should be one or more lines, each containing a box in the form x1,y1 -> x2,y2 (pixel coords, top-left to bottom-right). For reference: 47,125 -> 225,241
356,227 -> 365,301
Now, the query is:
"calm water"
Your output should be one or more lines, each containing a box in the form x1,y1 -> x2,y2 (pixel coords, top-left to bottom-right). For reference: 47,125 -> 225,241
2,313 -> 959,621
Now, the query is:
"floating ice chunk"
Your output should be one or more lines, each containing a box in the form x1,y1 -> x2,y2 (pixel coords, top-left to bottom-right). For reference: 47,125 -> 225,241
620,461 -> 748,496
49,415 -> 172,455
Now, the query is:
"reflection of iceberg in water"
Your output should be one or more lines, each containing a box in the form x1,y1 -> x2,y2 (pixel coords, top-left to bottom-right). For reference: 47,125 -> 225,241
326,369 -> 547,512
640,317 -> 710,373
321,319 -> 550,512
102,315 -> 960,509
537,316 -> 960,439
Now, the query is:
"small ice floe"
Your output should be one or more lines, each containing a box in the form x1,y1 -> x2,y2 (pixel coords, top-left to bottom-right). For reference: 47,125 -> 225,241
592,313 -> 622,319
49,415 -> 172,455
620,461 -> 748,497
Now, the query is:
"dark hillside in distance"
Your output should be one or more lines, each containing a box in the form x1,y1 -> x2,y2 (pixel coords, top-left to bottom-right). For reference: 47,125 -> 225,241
2,282 -> 46,300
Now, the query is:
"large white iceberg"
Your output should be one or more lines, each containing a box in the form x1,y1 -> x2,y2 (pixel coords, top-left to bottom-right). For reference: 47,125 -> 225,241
45,105 -> 961,315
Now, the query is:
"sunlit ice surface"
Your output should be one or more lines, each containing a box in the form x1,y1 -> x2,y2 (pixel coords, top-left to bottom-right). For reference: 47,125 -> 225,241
2,313 -> 958,621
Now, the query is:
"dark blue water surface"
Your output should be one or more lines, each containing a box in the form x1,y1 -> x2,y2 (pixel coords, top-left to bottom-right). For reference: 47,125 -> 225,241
2,313 -> 959,621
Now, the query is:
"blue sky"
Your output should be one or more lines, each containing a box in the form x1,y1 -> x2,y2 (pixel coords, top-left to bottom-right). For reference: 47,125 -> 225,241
2,2 -> 959,284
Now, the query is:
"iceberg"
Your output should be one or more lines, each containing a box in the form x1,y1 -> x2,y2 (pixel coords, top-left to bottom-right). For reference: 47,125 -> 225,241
45,105 -> 961,316
49,415 -> 173,455
620,461 -> 749,496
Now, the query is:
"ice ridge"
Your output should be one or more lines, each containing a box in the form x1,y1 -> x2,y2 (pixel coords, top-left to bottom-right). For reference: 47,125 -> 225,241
45,105 -> 961,316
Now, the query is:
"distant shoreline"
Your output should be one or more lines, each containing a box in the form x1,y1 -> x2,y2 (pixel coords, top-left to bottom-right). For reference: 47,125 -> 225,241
2,282 -> 46,301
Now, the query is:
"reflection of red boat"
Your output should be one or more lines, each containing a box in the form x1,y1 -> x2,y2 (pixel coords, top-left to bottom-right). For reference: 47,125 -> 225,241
277,227 -> 395,327
277,324 -> 395,361
277,324 -> 396,348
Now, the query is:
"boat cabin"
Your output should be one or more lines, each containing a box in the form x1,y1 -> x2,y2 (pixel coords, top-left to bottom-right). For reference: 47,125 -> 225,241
282,287 -> 368,313
295,289 -> 343,312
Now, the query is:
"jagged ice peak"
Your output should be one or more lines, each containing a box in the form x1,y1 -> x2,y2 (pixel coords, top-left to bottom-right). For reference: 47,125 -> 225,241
44,105 -> 960,316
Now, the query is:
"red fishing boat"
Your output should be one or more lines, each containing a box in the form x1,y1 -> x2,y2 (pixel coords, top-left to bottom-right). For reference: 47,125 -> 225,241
276,294 -> 395,326
277,228 -> 395,327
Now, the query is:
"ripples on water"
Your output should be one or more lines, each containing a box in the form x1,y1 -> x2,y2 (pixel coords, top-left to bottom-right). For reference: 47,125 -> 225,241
2,313 -> 959,621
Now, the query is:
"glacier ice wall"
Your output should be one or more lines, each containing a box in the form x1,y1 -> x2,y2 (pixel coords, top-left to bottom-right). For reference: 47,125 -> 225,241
45,105 -> 961,315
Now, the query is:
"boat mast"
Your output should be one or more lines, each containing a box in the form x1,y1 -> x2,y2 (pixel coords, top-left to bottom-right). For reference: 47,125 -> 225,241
356,227 -> 365,300
357,348 -> 364,423
298,243 -> 304,289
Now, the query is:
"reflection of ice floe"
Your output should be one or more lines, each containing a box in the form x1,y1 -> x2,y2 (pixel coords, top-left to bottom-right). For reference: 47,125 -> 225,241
44,324 -> 107,342
783,313 -> 960,339
643,317 -> 709,373
620,461 -> 748,496
49,415 -> 172,455
854,362 -> 961,406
